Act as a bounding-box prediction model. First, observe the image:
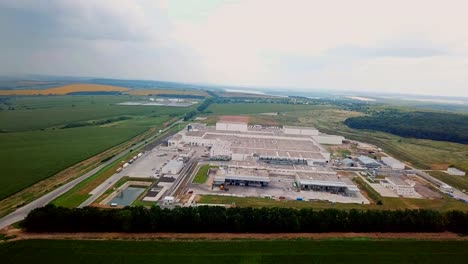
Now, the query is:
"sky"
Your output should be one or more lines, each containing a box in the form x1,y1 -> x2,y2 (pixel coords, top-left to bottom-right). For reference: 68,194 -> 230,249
1,0 -> 468,97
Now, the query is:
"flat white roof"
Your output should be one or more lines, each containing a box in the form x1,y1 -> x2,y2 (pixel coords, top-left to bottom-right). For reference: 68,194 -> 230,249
214,175 -> 270,183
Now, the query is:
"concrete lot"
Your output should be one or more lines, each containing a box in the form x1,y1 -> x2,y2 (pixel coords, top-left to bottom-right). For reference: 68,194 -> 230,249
368,182 -> 399,198
122,148 -> 177,178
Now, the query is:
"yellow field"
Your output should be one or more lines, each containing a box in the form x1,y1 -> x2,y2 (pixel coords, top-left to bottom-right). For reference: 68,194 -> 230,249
125,89 -> 207,96
0,84 -> 129,95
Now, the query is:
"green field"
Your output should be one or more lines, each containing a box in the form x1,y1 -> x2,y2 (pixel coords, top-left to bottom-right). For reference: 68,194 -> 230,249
207,103 -> 329,115
199,194 -> 468,211
0,95 -> 191,200
192,164 -> 213,184
0,96 -> 188,132
0,127 -> 149,200
1,239 -> 468,264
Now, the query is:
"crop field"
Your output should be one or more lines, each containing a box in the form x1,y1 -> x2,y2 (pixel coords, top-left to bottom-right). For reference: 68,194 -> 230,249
207,103 -> 330,115
0,84 -> 129,96
0,126 -> 147,200
0,95 -> 192,200
0,95 -> 188,132
1,239 -> 468,264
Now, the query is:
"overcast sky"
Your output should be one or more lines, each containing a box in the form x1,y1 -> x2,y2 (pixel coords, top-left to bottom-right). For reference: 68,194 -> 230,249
1,0 -> 468,96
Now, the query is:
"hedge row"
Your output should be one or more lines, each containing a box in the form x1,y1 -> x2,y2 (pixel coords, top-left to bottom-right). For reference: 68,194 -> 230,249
23,205 -> 468,233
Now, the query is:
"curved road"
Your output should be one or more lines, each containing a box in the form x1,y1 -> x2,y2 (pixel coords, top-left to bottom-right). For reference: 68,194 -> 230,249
0,120 -> 183,229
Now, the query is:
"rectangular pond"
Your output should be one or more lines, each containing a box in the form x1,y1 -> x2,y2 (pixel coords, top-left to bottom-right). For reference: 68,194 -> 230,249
108,186 -> 145,206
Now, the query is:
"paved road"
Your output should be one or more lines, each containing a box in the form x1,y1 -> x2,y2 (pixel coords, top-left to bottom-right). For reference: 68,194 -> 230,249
0,120 -> 183,229
79,124 -> 182,207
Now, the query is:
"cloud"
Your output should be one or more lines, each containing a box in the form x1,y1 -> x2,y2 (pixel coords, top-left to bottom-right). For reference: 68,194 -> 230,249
0,0 -> 468,96
329,44 -> 449,59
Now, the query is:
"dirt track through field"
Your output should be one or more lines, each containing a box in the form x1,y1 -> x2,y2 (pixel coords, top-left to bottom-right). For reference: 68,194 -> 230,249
5,230 -> 468,241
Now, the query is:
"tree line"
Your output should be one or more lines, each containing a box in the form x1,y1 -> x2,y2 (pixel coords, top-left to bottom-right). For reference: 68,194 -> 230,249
22,205 -> 468,233
183,97 -> 216,121
344,110 -> 468,144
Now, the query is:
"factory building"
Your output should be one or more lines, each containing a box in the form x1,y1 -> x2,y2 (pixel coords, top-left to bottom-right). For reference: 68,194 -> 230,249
167,134 -> 182,148
380,176 -> 416,196
215,116 -> 249,132
161,160 -> 184,174
174,119 -> 333,165
213,168 -> 270,187
216,121 -> 248,132
209,139 -> 232,160
447,167 -> 466,176
295,172 -> 359,196
283,126 -> 319,136
166,117 -> 361,197
312,135 -> 345,145
357,155 -> 381,168
381,156 -> 405,170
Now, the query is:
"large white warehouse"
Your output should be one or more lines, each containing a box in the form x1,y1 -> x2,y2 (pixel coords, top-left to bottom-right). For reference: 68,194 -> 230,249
381,156 -> 405,170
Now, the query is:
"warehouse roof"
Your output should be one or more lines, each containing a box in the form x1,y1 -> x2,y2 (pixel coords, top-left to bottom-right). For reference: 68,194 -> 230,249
357,155 -> 381,166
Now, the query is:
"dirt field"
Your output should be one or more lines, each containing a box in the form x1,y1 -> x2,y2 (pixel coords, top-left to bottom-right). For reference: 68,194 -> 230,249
0,84 -> 129,95
219,115 -> 250,123
3,229 -> 467,241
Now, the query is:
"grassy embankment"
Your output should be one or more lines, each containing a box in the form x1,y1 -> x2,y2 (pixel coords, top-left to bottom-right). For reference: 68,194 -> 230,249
1,240 -> 468,264
198,194 -> 468,211
0,95 -> 192,215
192,164 -> 216,184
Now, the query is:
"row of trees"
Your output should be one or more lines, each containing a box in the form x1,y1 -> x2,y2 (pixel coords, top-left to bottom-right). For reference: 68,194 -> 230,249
62,116 -> 131,129
344,110 -> 468,144
183,95 -> 217,121
23,205 -> 468,233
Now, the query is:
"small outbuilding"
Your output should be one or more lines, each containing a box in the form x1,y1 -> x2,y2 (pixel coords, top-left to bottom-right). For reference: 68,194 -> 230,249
342,158 -> 357,167
447,167 -> 466,176
161,160 -> 184,174
357,155 -> 381,168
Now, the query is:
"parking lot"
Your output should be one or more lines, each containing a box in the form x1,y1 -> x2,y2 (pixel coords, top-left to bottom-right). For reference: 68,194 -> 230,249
122,148 -> 178,178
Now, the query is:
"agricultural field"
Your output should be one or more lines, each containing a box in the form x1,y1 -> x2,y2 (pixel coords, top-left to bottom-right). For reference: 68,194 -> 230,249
0,95 -> 188,132
1,239 -> 468,264
0,84 -> 128,96
0,95 -> 192,200
207,103 -> 330,115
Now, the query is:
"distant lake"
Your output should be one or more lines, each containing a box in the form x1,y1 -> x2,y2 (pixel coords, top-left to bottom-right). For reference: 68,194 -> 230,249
225,89 -> 266,95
